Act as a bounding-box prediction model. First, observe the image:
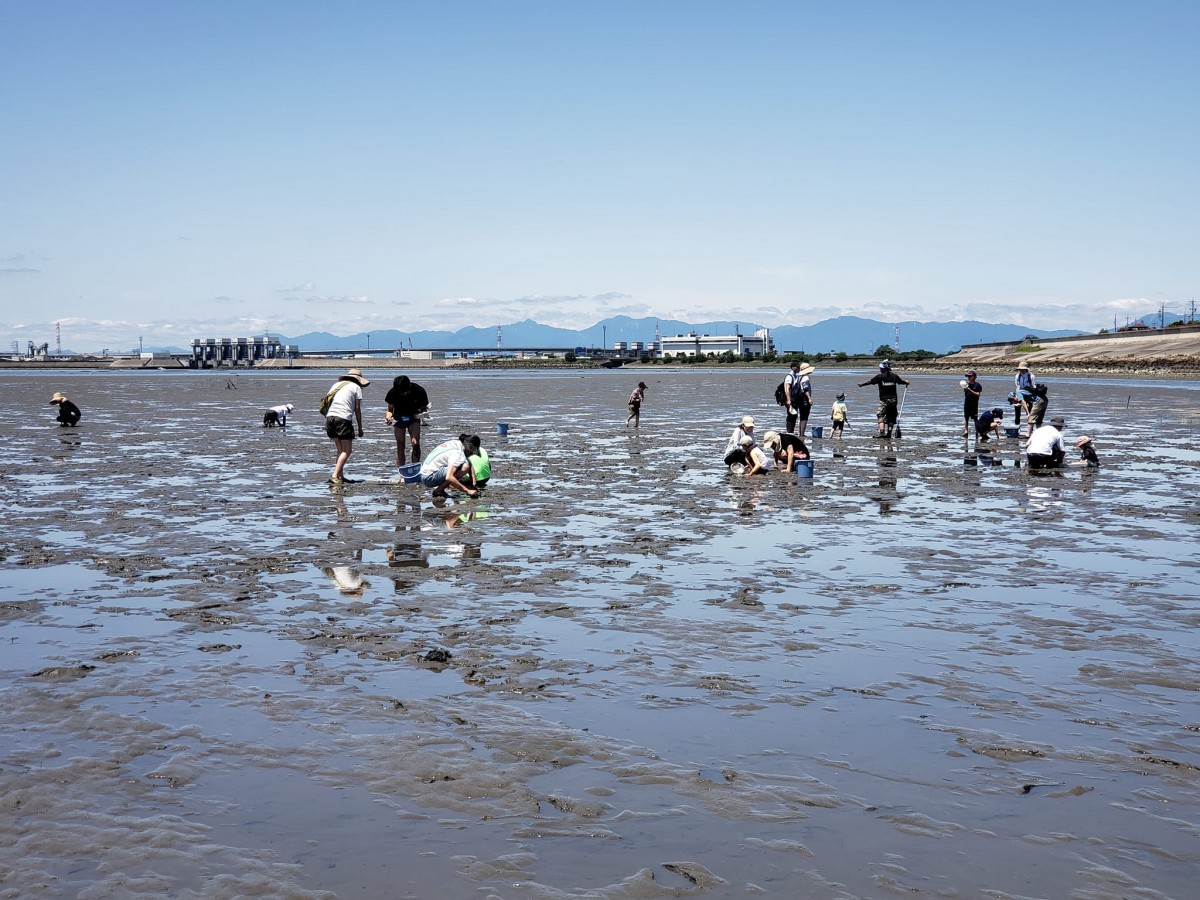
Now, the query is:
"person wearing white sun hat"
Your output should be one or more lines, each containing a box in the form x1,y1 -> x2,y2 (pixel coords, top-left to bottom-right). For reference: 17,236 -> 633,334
324,368 -> 370,484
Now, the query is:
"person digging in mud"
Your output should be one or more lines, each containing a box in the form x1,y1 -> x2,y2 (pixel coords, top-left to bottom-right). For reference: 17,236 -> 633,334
1072,434 -> 1100,467
420,433 -> 481,499
859,360 -> 909,438
262,403 -> 294,427
1025,416 -> 1067,470
723,415 -> 756,469
975,407 -> 1004,442
740,435 -> 772,476
49,391 -> 81,427
762,430 -> 809,472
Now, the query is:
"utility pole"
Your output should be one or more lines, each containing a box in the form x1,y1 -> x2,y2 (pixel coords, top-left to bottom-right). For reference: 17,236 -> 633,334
496,324 -> 502,356
55,321 -> 61,355
893,324 -> 900,353
139,335 -> 143,355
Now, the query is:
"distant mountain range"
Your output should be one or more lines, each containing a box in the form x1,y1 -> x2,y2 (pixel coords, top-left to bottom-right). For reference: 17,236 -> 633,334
128,311 -> 1196,356
286,315 -> 1083,356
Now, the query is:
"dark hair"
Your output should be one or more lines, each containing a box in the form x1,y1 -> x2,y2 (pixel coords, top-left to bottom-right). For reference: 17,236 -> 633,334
459,433 -> 481,456
992,407 -> 1004,417
392,375 -> 410,390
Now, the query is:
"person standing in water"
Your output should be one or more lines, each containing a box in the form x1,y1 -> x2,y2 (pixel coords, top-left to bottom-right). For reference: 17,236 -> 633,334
859,361 -> 909,438
626,381 -> 647,427
384,375 -> 430,468
48,392 -> 81,427
324,368 -> 368,484
830,393 -> 849,439
962,371 -> 981,437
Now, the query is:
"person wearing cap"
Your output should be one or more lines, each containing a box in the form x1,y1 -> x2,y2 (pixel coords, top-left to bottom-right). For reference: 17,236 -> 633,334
324,368 -> 369,484
626,381 -> 648,427
384,375 -> 430,468
858,360 -> 910,438
741,434 -> 772,476
975,406 -> 1004,442
1072,435 -> 1100,468
262,403 -> 294,428
830,392 -> 849,439
1026,416 -> 1067,469
48,391 -> 81,427
1013,361 -> 1037,427
723,415 -> 756,468
961,371 -> 982,437
763,430 -> 810,472
1025,383 -> 1049,439
419,433 -> 481,498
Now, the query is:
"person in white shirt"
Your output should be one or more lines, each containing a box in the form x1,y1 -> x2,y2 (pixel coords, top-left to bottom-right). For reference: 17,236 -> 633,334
323,369 -> 369,484
1025,416 -> 1066,469
420,434 -> 481,498
263,403 -> 294,427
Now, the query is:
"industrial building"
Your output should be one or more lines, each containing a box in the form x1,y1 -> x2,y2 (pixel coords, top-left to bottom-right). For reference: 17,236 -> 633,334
659,328 -> 774,358
190,337 -> 299,367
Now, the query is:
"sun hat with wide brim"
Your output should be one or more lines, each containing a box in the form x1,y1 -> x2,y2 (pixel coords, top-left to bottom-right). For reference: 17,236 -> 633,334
739,435 -> 755,447
740,415 -> 755,429
1050,417 -> 1066,427
49,392 -> 67,404
762,430 -> 782,451
1016,361 -> 1029,370
340,368 -> 370,386
797,363 -> 815,377
1075,435 -> 1092,447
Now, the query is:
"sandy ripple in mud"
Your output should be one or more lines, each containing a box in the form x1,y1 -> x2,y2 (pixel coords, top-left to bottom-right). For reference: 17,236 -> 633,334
2,368 -> 1199,898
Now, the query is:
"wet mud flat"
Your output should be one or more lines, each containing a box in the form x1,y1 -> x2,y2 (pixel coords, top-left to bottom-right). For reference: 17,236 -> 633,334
2,368 -> 1199,898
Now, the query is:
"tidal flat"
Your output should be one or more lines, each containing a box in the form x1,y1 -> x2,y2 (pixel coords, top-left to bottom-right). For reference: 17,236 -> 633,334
2,368 -> 1199,899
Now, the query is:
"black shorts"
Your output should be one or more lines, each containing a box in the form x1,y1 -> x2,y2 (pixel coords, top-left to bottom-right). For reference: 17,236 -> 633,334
325,416 -> 355,440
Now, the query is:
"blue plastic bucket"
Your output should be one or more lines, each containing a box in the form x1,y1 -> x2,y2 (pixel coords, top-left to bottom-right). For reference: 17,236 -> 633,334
399,463 -> 422,483
793,460 -> 815,478
1004,427 -> 1020,438
811,426 -> 823,439
496,422 -> 509,436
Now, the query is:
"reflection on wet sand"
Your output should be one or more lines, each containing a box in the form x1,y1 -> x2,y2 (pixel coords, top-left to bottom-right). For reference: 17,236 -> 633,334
2,369 -> 1200,898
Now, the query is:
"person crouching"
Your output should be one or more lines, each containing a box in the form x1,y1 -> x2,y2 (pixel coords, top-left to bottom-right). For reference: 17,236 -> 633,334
1026,416 -> 1067,469
49,392 -> 81,427
263,403 -> 294,427
420,433 -> 481,499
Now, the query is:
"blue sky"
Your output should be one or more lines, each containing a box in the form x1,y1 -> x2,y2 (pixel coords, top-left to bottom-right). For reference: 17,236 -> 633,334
2,1 -> 1197,351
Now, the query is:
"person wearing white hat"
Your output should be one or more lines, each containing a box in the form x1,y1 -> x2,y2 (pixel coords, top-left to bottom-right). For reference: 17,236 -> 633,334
723,415 -> 756,468
783,362 -> 815,436
48,391 -> 81,427
262,403 -> 295,427
323,368 -> 370,484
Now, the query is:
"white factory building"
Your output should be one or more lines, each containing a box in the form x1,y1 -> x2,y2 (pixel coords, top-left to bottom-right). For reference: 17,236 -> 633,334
658,328 -> 774,358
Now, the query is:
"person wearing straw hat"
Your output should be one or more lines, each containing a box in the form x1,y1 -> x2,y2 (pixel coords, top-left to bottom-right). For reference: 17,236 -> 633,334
324,368 -> 369,484
1072,435 -> 1100,468
48,391 -> 81,427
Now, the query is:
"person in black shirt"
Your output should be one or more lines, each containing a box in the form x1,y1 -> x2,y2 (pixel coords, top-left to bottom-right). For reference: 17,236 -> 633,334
49,391 -> 81,426
384,375 -> 430,468
858,361 -> 909,439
